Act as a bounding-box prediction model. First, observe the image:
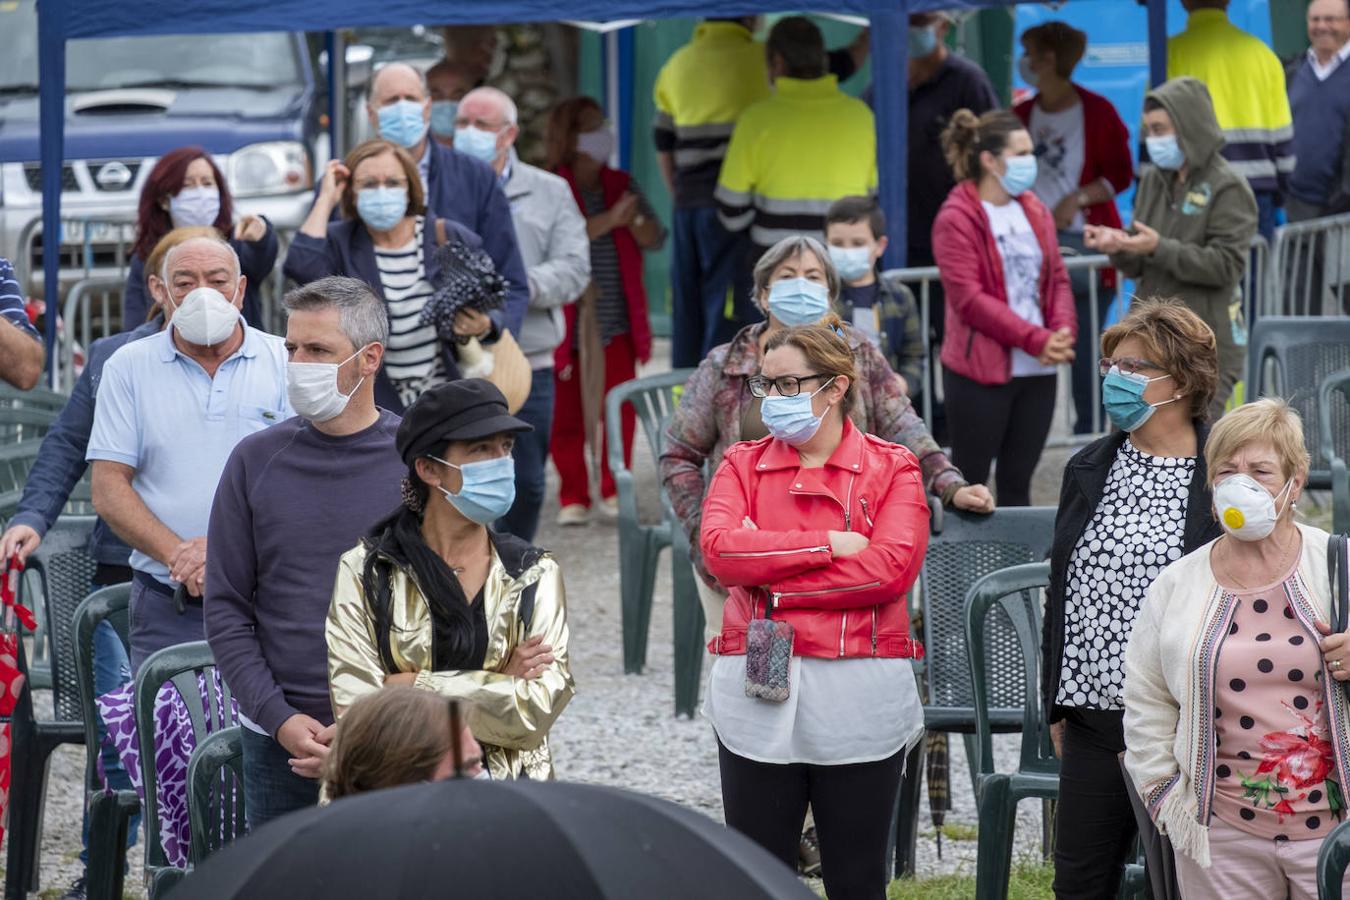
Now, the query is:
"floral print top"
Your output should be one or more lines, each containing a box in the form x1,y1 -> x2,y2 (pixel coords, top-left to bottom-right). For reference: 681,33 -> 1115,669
1212,563 -> 1342,840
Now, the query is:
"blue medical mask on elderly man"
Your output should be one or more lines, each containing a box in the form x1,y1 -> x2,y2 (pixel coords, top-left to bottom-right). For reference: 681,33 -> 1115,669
378,99 -> 428,149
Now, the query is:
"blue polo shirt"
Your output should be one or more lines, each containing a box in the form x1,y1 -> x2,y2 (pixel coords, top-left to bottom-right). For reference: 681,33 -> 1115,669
87,326 -> 292,584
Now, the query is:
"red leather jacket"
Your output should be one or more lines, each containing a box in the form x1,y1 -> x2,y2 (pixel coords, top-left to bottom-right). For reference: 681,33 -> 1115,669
931,181 -> 1076,386
700,419 -> 929,660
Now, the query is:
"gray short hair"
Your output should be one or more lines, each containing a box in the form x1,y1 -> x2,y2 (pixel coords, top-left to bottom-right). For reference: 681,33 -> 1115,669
283,276 -> 389,349
161,235 -> 241,283
461,86 -> 518,126
752,235 -> 840,305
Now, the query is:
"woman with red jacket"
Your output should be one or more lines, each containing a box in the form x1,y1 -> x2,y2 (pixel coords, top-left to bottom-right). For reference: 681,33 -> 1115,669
546,96 -> 666,526
932,108 -> 1077,506
700,319 -> 929,900
1014,21 -> 1134,435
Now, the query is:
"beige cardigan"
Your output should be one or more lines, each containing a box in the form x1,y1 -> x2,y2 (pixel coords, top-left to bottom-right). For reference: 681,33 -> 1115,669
1123,522 -> 1347,866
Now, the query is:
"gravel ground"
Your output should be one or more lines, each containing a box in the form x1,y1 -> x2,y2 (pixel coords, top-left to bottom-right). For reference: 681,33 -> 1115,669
9,340 -> 1077,896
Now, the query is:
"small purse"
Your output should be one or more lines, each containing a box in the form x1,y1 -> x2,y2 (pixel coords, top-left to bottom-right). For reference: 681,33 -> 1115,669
745,594 -> 793,703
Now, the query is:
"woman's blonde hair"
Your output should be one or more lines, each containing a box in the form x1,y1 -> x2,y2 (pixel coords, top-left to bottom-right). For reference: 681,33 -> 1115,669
1100,298 -> 1218,421
1204,398 -> 1311,488
145,225 -> 220,319
762,315 -> 859,413
323,687 -> 453,800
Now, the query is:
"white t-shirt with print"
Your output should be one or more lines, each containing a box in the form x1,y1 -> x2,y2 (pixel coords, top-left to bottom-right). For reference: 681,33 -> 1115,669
982,199 -> 1053,378
1029,101 -> 1086,233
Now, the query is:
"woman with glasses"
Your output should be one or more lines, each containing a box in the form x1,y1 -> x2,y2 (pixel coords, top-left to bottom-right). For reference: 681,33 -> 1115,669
700,320 -> 930,900
1044,299 -> 1221,898
285,139 -> 493,413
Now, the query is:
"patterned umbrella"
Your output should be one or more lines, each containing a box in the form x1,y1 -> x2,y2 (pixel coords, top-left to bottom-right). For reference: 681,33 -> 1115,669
419,238 -> 508,342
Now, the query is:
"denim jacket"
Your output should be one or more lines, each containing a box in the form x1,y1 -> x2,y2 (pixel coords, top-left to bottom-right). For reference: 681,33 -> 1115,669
9,317 -> 163,565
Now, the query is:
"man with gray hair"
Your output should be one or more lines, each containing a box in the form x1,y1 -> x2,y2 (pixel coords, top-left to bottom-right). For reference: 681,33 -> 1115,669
205,275 -> 405,826
89,234 -> 291,672
455,86 -> 590,540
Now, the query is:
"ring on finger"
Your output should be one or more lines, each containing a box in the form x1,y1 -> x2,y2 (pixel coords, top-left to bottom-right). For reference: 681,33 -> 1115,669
1334,660 -> 1344,671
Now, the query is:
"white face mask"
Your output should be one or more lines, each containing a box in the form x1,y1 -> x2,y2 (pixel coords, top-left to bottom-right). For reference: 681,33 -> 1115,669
170,285 -> 241,346
1213,473 -> 1294,542
286,346 -> 369,422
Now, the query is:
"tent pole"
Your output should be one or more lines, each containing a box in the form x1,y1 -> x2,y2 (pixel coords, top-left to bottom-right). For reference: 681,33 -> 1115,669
326,31 -> 347,162
616,26 -> 635,170
1147,0 -> 1168,87
871,6 -> 909,269
602,30 -> 621,168
37,4 -> 66,387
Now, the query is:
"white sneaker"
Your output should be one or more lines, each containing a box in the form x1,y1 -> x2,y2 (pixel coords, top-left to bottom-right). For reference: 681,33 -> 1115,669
557,504 -> 590,526
598,497 -> 619,519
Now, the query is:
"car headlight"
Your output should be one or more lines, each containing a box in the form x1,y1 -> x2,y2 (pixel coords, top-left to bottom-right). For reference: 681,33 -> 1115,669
227,142 -> 312,197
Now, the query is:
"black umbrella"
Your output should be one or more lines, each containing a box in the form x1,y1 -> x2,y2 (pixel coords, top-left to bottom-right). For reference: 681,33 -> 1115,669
177,779 -> 816,900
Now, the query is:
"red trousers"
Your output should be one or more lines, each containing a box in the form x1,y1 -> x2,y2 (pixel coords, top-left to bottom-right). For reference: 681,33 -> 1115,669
551,333 -> 637,508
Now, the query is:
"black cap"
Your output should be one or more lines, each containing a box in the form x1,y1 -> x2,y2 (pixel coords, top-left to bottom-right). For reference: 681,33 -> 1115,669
396,379 -> 532,464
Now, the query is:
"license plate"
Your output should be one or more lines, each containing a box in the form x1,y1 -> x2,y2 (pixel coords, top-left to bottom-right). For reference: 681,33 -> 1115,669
60,220 -> 135,245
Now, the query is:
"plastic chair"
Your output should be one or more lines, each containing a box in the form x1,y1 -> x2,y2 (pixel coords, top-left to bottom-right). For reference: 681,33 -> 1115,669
0,405 -> 58,444
668,517 -> 706,717
134,641 -> 234,897
966,562 -> 1058,900
187,726 -> 247,865
1247,316 -> 1350,490
1320,369 -> 1350,536
1319,818 -> 1350,899
892,503 -> 1056,876
73,583 -> 142,900
0,438 -> 43,517
4,515 -> 97,899
604,369 -> 693,675
0,382 -> 71,415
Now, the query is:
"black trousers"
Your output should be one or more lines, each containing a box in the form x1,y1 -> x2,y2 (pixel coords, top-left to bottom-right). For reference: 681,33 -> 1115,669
1052,708 -> 1138,900
717,740 -> 905,900
943,369 -> 1057,507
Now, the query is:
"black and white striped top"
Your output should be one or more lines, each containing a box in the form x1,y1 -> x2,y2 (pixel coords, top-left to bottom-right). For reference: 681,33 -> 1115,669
375,218 -> 443,405
579,186 -> 661,345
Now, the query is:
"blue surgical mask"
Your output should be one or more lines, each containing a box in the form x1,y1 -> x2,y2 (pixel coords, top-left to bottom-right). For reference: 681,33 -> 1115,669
377,99 -> 428,149
760,377 -> 836,447
430,100 -> 459,137
356,187 -> 408,232
430,455 -> 517,524
766,278 -> 830,327
908,25 -> 938,58
454,125 -> 500,164
828,246 -> 874,282
1102,366 -> 1175,432
999,155 -> 1038,197
1146,134 -> 1185,171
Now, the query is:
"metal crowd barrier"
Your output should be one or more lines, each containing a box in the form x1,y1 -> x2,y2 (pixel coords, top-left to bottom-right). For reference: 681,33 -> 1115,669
56,276 -> 125,393
1265,212 -> 1350,318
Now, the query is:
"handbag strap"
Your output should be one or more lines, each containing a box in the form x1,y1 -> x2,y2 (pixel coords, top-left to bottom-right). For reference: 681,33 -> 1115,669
1330,534 -> 1349,634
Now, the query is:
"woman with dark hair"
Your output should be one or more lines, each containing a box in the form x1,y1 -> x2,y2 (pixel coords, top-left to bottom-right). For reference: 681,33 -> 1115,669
545,96 -> 667,526
326,379 -> 574,780
123,146 -> 278,330
932,108 -> 1077,507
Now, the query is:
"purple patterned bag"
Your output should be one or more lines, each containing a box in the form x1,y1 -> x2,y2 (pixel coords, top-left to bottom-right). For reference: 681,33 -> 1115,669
745,616 -> 793,703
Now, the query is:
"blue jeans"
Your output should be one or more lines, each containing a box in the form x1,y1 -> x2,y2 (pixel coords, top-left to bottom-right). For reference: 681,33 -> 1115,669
241,726 -> 320,829
670,207 -> 758,369
79,618 -> 138,865
497,369 -> 555,542
1255,189 -> 1278,245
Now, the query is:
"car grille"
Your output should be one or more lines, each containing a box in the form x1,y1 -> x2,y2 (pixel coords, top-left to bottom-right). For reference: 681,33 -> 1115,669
23,164 -> 80,193
23,160 -> 143,193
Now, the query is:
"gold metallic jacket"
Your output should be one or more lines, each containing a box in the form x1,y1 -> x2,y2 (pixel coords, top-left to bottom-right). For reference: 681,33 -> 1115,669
326,539 -> 575,780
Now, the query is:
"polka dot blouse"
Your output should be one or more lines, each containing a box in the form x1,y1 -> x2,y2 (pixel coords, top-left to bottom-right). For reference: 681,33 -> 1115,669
1212,564 -> 1340,841
1058,439 -> 1195,710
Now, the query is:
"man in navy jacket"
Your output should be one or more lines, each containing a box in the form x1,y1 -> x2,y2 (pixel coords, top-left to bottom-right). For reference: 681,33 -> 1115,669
360,63 -> 528,335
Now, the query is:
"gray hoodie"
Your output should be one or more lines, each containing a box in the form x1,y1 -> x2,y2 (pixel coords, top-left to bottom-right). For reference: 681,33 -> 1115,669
1110,76 -> 1258,412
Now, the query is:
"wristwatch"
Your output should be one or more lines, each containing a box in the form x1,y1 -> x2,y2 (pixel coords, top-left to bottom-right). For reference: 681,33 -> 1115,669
1075,190 -> 1091,208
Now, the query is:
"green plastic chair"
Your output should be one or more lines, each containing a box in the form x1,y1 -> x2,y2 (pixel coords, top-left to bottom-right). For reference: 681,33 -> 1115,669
1318,818 -> 1350,899
73,583 -> 141,900
134,640 -> 234,898
0,405 -> 58,444
604,369 -> 693,676
3,516 -> 97,899
1320,368 -> 1350,535
668,515 -> 706,717
0,437 -> 43,517
966,562 -> 1058,900
187,726 -> 247,865
0,382 -> 70,415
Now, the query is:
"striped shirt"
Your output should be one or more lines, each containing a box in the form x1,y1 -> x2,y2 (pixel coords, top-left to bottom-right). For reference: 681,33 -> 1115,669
0,258 -> 40,342
375,219 -> 443,406
579,186 -> 660,344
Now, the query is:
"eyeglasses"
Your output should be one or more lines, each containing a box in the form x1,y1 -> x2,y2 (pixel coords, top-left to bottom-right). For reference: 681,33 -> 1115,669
1099,356 -> 1163,377
746,374 -> 833,398
355,178 -> 409,191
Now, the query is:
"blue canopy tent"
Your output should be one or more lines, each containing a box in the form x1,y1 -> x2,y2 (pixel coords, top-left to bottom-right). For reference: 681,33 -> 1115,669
32,0 -> 1171,383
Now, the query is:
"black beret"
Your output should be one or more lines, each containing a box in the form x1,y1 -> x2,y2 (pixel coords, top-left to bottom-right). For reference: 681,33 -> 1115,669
395,379 -> 532,464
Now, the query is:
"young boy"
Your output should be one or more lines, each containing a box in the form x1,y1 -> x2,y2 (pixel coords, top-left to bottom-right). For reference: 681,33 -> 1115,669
823,196 -> 925,398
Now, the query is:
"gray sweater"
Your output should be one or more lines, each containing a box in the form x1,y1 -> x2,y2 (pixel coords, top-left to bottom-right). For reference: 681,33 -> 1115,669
204,410 -> 405,734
